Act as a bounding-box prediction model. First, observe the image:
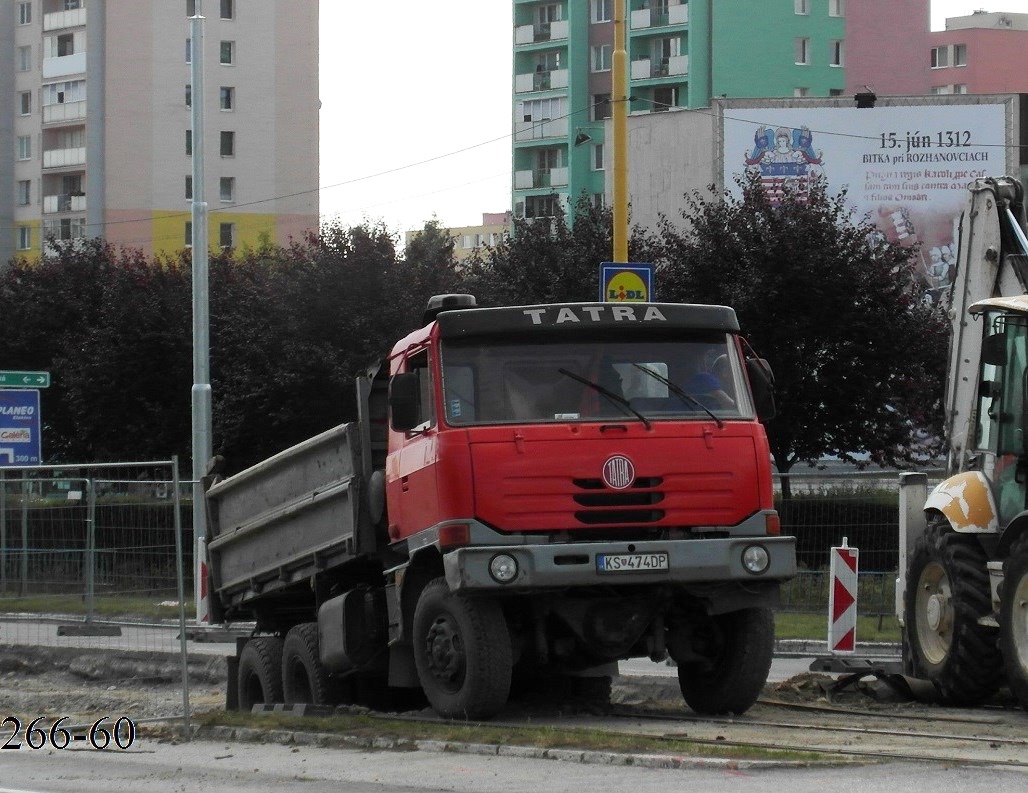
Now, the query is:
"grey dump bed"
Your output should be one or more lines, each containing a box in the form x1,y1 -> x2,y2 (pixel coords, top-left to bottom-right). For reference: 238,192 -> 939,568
205,422 -> 363,610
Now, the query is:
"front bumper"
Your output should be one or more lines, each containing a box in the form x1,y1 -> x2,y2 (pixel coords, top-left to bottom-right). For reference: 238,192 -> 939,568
442,534 -> 796,593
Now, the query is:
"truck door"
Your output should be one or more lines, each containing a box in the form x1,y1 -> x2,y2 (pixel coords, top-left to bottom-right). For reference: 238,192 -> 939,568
979,315 -> 1028,525
386,348 -> 440,540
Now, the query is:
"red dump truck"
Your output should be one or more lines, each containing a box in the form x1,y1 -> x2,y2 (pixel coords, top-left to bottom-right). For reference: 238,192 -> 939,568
204,295 -> 796,719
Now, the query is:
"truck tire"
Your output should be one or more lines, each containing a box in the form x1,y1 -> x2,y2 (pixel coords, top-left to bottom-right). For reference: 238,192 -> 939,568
237,636 -> 284,711
905,519 -> 1001,705
412,578 -> 512,720
675,607 -> 773,715
282,623 -> 338,706
1000,535 -> 1028,711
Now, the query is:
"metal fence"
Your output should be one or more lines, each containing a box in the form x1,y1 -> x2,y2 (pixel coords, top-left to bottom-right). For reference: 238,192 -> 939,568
0,460 -> 193,738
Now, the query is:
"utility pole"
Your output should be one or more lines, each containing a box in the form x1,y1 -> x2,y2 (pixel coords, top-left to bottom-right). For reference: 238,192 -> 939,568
612,0 -> 629,262
189,5 -> 212,623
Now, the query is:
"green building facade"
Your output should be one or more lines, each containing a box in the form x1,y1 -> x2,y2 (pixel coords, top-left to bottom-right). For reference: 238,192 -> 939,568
512,0 -> 846,222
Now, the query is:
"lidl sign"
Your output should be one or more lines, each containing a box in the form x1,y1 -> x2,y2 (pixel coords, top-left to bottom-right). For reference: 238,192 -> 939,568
600,263 -> 655,303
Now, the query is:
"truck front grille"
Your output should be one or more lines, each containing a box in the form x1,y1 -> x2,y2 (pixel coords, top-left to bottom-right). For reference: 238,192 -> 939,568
571,477 -> 665,525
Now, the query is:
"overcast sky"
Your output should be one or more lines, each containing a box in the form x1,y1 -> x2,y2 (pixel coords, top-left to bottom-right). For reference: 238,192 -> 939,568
317,1 -> 993,236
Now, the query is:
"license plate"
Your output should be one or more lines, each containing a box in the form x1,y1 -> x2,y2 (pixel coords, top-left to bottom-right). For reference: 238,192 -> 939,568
596,552 -> 669,573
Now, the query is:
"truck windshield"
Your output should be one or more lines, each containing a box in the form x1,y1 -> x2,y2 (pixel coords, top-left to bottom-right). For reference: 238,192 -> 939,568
439,334 -> 754,426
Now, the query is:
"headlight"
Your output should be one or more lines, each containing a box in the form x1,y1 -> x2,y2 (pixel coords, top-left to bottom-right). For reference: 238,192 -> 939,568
742,544 -> 770,575
488,553 -> 519,584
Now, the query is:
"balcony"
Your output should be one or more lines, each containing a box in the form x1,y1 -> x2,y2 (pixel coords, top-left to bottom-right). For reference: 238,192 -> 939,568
514,68 -> 569,94
514,167 -> 569,189
514,118 -> 569,142
631,3 -> 688,28
43,100 -> 87,124
514,19 -> 569,45
43,194 -> 87,214
631,56 -> 687,80
43,147 -> 86,168
43,52 -> 86,79
44,7 -> 86,31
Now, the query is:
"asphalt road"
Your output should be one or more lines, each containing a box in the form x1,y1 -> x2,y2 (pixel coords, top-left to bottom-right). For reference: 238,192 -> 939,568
1,737 -> 1024,793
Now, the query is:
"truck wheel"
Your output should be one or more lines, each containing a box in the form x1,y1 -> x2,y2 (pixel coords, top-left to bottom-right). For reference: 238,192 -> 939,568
675,607 -> 773,715
1000,536 -> 1028,711
237,636 -> 284,711
905,519 -> 1001,705
412,578 -> 512,720
282,623 -> 337,706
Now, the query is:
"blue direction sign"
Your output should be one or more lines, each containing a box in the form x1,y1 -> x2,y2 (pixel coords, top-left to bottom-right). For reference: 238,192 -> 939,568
0,370 -> 50,388
0,389 -> 42,466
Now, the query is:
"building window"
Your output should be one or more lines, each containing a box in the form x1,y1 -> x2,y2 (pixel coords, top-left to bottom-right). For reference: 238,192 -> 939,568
830,40 -> 844,67
17,181 -> 31,206
592,143 -> 604,171
63,0 -> 81,9
795,38 -> 810,65
794,87 -> 810,97
56,33 -> 74,56
19,92 -> 32,115
829,88 -> 843,96
185,176 -> 193,200
18,227 -> 32,251
525,194 -> 559,218
184,221 -> 192,247
17,2 -> 31,25
185,84 -> 192,108
220,130 -> 235,156
591,44 -> 612,72
186,130 -> 192,156
593,93 -> 611,121
220,41 -> 234,65
220,86 -> 234,110
931,46 -> 949,68
18,46 -> 32,71
17,136 -> 31,160
829,0 -> 844,16
42,80 -> 85,106
591,0 -> 612,23
954,44 -> 967,66
220,177 -> 235,202
794,0 -> 808,14
186,38 -> 192,64
219,222 -> 235,249
220,0 -> 234,19
187,0 -> 196,15
592,193 -> 604,209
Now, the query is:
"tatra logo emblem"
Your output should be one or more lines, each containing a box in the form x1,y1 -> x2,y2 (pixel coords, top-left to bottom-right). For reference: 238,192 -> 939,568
602,455 -> 635,490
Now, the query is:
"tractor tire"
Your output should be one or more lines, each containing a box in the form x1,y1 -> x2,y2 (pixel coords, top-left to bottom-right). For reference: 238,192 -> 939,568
282,623 -> 340,706
904,518 -> 1002,705
412,578 -> 512,720
237,636 -> 284,711
675,607 -> 774,716
1000,535 -> 1028,711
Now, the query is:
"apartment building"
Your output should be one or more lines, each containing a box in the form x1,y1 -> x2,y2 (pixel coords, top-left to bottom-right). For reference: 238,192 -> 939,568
511,0 -> 847,223
2,0 -> 318,261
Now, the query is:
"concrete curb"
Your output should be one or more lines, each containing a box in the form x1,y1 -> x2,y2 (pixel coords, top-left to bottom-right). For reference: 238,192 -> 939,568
195,724 -> 814,770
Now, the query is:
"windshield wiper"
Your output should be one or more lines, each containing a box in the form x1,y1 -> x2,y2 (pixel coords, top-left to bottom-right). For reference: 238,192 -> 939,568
557,368 -> 652,430
631,363 -> 724,429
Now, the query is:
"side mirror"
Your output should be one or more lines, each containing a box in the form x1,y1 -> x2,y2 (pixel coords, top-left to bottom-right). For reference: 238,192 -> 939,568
746,358 -> 776,422
388,372 -> 421,432
982,333 -> 1006,366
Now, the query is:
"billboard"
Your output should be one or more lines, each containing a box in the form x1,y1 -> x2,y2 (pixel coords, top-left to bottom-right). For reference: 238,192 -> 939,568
720,99 -> 1014,304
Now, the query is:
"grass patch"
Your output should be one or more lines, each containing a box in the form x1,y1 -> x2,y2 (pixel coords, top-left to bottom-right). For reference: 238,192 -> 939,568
775,611 -> 901,643
193,709 -> 825,763
0,593 -> 191,621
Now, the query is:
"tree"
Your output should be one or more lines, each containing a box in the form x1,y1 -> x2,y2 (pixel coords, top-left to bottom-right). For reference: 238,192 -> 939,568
655,175 -> 948,484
